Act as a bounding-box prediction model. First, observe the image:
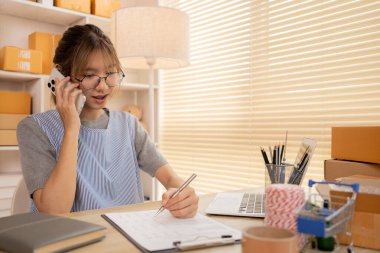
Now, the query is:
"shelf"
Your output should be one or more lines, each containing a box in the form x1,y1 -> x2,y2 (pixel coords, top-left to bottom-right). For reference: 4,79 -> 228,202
0,70 -> 46,82
0,70 -> 157,91
119,82 -> 158,91
0,0 -> 110,27
0,146 -> 19,151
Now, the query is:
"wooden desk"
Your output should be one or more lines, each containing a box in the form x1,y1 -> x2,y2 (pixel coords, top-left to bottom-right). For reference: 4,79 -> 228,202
64,193 -> 379,253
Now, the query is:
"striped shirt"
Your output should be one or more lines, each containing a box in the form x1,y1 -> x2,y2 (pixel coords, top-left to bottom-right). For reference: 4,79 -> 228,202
29,110 -> 150,212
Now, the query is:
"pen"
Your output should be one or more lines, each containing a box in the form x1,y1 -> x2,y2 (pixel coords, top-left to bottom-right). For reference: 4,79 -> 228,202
282,130 -> 288,163
261,147 -> 275,183
173,235 -> 234,250
288,147 -> 310,184
269,146 -> 273,164
155,173 -> 197,217
260,147 -> 270,164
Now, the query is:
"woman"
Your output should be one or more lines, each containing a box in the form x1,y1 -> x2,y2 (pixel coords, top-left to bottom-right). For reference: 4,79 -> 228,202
17,24 -> 198,217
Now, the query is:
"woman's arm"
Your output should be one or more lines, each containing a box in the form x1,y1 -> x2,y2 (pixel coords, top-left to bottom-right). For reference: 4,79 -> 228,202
34,77 -> 82,214
155,164 -> 199,218
33,129 -> 79,213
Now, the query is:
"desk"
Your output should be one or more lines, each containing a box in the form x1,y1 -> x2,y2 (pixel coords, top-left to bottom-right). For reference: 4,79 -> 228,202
63,193 -> 379,253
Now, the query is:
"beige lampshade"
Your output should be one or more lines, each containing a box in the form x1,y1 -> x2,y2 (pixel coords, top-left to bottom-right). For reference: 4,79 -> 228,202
112,6 -> 189,69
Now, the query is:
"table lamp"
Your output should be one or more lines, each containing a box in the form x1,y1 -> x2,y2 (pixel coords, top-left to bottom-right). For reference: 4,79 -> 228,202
112,3 -> 189,141
112,2 -> 189,200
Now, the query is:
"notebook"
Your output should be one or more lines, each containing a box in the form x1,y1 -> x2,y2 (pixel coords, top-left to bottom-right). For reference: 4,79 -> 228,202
205,189 -> 266,218
102,210 -> 241,252
0,212 -> 106,253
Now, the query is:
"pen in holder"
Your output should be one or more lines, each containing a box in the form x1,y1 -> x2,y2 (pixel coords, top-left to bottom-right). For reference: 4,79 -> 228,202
265,163 -> 295,187
261,137 -> 317,187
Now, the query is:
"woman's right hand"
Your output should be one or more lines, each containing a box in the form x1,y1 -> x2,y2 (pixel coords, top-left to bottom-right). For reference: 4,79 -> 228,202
55,76 -> 83,132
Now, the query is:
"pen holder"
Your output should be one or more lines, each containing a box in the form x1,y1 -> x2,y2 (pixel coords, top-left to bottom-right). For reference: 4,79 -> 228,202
265,163 -> 300,187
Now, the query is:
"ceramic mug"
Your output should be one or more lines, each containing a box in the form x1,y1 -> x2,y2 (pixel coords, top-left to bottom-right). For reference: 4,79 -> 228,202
242,226 -> 298,253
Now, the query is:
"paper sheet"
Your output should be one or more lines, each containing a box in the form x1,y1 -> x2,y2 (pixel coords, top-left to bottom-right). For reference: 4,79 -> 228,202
104,210 -> 241,252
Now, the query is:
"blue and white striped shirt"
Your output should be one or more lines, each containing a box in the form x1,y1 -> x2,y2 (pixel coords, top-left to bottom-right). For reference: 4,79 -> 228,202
30,110 -> 145,212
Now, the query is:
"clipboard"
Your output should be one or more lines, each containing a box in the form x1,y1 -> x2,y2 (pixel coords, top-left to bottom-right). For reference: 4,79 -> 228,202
101,210 -> 241,252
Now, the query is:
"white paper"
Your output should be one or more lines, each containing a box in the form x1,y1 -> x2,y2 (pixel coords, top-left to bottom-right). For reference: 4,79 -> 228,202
104,210 -> 241,252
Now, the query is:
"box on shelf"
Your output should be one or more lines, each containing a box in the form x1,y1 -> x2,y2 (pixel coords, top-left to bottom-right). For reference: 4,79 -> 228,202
91,0 -> 121,18
0,130 -> 17,146
54,0 -> 91,14
0,46 -> 42,74
331,175 -> 380,250
28,32 -> 62,74
332,126 -> 380,164
0,114 -> 29,130
324,159 -> 380,181
0,91 -> 31,115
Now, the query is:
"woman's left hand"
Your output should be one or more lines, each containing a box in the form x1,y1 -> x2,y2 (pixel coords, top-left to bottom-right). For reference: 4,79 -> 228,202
161,187 -> 199,218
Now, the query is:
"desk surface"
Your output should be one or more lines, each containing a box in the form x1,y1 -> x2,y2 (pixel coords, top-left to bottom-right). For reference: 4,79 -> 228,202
64,192 -> 379,253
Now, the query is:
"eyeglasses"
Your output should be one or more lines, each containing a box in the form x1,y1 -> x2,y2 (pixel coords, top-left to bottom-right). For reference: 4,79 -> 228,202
75,71 -> 125,90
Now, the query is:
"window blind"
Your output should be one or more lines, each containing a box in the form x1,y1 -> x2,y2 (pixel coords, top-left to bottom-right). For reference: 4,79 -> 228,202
159,0 -> 380,194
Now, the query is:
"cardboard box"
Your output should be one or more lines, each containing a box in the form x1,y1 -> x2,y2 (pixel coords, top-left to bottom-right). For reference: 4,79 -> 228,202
0,114 -> 28,130
332,126 -> 380,164
0,130 -> 17,146
0,46 -> 42,74
91,0 -> 121,18
331,175 -> 380,250
324,159 -> 380,181
0,91 -> 31,114
54,34 -> 62,50
54,0 -> 91,14
28,32 -> 62,74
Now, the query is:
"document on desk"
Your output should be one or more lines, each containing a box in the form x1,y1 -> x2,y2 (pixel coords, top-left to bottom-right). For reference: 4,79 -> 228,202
102,210 -> 241,253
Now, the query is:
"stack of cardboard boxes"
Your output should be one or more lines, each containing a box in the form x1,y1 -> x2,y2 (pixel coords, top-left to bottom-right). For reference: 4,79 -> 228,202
0,31 -> 63,145
0,92 -> 31,145
325,126 -> 380,250
0,31 -> 62,75
54,0 -> 121,18
28,0 -> 121,18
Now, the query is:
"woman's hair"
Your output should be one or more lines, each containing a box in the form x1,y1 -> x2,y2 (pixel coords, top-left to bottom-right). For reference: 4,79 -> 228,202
53,24 -> 122,77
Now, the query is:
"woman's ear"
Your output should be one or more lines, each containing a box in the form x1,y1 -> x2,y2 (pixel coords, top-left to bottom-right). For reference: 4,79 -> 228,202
55,64 -> 62,72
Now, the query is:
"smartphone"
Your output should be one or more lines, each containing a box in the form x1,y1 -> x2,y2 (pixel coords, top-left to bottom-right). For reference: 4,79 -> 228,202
47,68 -> 86,114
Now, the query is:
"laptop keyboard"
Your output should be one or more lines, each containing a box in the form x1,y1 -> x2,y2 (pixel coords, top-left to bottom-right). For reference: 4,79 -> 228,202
239,193 -> 265,214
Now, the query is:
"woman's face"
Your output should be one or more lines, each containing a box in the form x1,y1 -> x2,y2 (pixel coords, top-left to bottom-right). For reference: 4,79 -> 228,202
77,51 -> 118,110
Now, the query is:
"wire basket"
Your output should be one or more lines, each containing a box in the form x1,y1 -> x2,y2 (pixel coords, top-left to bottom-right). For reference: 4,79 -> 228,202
297,180 -> 359,253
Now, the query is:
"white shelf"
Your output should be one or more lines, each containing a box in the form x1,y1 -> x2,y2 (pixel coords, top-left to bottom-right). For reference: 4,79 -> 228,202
0,0 -> 159,202
0,146 -> 19,151
0,0 -> 110,26
0,70 -> 46,82
0,70 -> 155,90
119,82 -> 158,91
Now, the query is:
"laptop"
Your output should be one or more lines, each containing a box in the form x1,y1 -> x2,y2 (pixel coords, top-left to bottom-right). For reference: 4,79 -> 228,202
205,188 -> 266,218
205,138 -> 317,218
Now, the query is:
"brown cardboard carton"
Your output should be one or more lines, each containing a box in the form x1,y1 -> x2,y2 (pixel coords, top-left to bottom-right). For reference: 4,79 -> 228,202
0,130 -> 17,146
53,34 -> 62,50
0,114 -> 29,130
54,0 -> 91,14
332,126 -> 380,164
0,46 -> 42,74
324,159 -> 380,181
0,91 -> 31,114
91,0 -> 121,18
331,175 -> 380,250
29,32 -> 62,74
